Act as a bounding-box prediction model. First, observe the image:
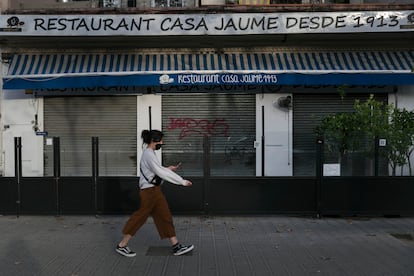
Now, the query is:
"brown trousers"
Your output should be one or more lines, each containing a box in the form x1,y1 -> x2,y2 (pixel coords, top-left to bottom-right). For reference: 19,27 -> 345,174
122,186 -> 176,239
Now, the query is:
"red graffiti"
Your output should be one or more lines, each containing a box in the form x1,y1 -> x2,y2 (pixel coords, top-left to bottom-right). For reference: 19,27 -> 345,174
167,118 -> 229,139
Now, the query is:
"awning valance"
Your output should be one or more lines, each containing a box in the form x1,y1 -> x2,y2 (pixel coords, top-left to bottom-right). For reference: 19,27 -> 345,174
3,50 -> 414,89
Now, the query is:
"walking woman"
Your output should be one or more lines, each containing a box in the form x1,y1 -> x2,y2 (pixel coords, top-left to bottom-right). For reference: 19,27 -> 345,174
116,129 -> 194,257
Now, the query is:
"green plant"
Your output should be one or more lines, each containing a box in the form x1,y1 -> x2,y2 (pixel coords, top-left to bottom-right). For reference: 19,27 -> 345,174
315,112 -> 359,160
384,107 -> 414,176
353,94 -> 391,159
316,94 -> 414,176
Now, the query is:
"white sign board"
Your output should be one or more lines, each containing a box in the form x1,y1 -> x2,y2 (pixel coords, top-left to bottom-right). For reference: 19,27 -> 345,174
323,163 -> 341,176
1,11 -> 413,36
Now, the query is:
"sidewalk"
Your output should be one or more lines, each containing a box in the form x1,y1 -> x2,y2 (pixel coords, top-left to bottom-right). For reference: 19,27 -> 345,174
0,215 -> 413,276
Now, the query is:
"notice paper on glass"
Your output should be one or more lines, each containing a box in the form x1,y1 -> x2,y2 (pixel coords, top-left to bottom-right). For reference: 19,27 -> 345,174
323,164 -> 340,176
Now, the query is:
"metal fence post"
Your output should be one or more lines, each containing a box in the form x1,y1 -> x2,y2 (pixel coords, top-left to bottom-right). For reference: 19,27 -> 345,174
203,135 -> 210,215
92,137 -> 99,215
14,137 -> 22,217
316,138 -> 324,218
53,137 -> 61,178
374,137 -> 379,176
53,137 -> 61,216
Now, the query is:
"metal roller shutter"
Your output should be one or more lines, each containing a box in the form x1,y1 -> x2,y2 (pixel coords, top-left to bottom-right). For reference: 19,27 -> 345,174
44,96 -> 137,176
293,93 -> 387,176
162,94 -> 256,176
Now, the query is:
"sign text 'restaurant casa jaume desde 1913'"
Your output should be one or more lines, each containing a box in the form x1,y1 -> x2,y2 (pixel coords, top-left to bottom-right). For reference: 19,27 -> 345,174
1,11 -> 413,36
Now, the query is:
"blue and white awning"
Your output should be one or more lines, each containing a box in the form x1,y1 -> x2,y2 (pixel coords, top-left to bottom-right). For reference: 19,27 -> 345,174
3,50 -> 414,89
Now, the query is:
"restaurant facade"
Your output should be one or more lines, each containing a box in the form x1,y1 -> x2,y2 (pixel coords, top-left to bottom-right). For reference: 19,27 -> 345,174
1,5 -> 414,216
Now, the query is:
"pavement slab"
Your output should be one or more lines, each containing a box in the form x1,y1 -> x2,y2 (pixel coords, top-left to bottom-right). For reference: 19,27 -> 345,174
1,215 -> 413,276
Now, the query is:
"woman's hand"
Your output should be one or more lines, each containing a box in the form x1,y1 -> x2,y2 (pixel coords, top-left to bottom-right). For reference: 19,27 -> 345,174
168,165 -> 177,171
183,180 -> 192,186
168,162 -> 181,171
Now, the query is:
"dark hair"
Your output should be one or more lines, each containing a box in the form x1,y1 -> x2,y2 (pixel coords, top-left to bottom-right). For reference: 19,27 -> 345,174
141,129 -> 163,144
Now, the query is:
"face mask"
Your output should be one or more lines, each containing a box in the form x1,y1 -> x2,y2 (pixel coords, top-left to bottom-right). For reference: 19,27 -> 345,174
155,143 -> 163,150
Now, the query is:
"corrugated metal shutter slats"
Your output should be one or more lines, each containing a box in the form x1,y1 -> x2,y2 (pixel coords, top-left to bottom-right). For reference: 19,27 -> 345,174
162,94 -> 255,176
44,96 -> 137,176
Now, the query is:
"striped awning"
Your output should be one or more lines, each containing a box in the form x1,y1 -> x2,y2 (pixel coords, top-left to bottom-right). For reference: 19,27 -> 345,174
3,50 -> 414,89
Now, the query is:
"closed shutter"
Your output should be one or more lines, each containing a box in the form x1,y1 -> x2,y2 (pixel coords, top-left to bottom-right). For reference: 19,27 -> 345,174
293,93 -> 387,176
162,94 -> 256,176
44,96 -> 137,176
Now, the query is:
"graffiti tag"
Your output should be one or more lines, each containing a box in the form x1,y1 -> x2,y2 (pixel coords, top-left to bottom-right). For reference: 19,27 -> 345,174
167,118 -> 229,139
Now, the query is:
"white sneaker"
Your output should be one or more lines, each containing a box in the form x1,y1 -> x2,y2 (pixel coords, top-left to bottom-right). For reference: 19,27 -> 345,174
116,245 -> 136,257
173,244 -> 194,256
